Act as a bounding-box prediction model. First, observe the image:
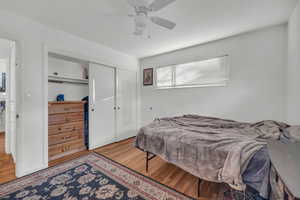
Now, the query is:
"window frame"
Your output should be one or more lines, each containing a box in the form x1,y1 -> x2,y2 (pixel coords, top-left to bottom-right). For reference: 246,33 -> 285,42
155,55 -> 229,89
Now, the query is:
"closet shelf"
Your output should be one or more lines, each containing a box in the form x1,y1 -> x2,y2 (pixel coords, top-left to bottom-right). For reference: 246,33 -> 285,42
48,75 -> 88,85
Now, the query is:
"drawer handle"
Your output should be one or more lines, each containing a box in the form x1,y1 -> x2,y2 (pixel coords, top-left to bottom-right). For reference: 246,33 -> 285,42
72,127 -> 76,131
62,146 -> 70,152
58,128 -> 62,131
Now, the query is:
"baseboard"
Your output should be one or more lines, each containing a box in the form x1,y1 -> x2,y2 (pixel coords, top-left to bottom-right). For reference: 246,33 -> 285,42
89,139 -> 116,150
16,163 -> 48,178
116,134 -> 137,142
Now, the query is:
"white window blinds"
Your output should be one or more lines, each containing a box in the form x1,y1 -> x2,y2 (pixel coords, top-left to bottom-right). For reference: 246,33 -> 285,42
156,56 -> 228,88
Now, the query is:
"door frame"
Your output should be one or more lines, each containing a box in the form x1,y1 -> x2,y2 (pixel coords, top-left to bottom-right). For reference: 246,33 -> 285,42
43,46 -> 94,166
0,40 -> 17,161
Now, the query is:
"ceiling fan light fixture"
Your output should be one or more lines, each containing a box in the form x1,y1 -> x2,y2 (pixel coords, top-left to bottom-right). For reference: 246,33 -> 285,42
127,0 -> 177,37
134,26 -> 144,35
135,14 -> 147,28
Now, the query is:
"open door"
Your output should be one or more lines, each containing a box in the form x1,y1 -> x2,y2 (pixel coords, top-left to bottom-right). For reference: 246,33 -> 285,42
116,69 -> 137,141
89,63 -> 116,149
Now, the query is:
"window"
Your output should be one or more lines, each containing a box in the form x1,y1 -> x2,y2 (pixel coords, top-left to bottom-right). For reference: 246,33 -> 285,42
156,56 -> 228,88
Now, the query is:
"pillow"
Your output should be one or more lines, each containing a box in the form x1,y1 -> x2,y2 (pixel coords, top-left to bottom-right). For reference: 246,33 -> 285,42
286,126 -> 300,142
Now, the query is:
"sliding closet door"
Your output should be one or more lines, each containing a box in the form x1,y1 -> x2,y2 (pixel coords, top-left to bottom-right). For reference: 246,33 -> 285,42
89,63 -> 115,149
116,69 -> 137,141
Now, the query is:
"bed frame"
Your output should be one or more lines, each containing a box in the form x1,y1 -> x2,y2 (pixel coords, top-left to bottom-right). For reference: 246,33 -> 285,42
146,151 -> 203,197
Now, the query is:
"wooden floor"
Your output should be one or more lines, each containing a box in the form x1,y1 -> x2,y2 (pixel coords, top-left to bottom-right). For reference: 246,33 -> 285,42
0,132 -> 15,184
0,137 -> 223,200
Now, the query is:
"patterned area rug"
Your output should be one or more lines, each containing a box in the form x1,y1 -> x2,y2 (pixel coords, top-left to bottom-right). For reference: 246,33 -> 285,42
223,190 -> 256,200
0,153 -> 194,200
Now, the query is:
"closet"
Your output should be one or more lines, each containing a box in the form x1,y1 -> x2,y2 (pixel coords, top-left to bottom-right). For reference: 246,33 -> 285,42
47,52 -> 137,161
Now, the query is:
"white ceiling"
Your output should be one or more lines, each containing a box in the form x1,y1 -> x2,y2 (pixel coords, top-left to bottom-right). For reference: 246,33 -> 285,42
0,0 -> 298,58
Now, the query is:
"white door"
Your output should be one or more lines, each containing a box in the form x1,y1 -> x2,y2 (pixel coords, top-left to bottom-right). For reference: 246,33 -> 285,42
116,69 -> 137,141
89,63 -> 116,149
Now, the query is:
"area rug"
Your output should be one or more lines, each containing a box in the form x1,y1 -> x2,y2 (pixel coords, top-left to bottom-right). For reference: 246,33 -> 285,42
223,189 -> 257,200
0,153 -> 194,200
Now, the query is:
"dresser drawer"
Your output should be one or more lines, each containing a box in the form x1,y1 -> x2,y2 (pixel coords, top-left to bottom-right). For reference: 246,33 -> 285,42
49,139 -> 85,159
49,122 -> 83,136
48,112 -> 84,125
49,103 -> 84,115
49,131 -> 83,146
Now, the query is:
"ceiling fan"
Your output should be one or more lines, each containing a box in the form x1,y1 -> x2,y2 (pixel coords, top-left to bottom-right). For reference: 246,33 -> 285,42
127,0 -> 176,36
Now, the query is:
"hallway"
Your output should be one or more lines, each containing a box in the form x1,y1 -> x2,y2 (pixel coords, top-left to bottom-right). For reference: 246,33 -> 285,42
0,132 -> 15,183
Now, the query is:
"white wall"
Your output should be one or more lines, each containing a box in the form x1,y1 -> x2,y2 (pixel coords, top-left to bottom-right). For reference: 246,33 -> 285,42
140,25 -> 287,126
286,1 -> 300,125
0,11 -> 138,177
0,60 -> 7,73
48,56 -> 88,101
48,83 -> 88,101
0,38 -> 11,58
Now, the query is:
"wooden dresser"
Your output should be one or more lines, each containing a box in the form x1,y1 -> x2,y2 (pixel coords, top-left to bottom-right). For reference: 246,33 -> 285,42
48,101 -> 86,161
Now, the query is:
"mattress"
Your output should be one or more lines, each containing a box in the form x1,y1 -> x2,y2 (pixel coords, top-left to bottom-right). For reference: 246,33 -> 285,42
135,115 -> 289,199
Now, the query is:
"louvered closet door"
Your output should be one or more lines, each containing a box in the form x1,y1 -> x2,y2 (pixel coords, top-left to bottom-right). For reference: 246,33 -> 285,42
116,69 -> 137,141
89,63 -> 116,149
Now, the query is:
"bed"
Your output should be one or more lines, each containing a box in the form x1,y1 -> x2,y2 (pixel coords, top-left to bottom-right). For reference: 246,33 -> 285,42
135,115 -> 293,199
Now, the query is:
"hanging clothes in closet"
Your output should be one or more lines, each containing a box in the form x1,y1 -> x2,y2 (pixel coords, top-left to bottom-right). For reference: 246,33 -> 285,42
82,96 -> 89,149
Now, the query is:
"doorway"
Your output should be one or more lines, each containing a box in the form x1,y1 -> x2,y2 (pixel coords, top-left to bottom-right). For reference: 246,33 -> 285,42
0,38 -> 17,179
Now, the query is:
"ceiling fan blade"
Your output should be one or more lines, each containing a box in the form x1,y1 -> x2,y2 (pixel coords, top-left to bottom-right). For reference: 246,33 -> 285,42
148,0 -> 176,12
150,16 -> 176,30
127,0 -> 148,7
